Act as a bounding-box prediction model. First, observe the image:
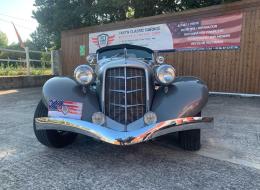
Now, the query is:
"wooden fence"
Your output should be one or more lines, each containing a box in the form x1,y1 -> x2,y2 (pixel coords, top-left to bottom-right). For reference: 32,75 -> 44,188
61,0 -> 260,94
0,47 -> 53,75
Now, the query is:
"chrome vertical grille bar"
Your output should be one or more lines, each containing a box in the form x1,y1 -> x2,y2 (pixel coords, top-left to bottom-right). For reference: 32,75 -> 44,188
140,68 -> 143,116
130,68 -> 133,125
135,68 -> 138,120
124,67 -> 127,129
113,68 -> 116,123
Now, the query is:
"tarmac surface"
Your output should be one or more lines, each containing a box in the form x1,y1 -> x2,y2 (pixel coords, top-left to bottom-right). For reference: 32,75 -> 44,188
0,88 -> 259,190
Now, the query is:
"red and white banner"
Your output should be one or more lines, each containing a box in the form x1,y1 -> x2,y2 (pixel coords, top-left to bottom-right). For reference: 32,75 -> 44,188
89,12 -> 243,53
167,12 -> 243,51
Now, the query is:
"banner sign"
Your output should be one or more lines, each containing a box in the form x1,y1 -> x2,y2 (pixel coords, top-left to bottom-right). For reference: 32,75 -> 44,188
89,13 -> 243,53
89,24 -> 173,53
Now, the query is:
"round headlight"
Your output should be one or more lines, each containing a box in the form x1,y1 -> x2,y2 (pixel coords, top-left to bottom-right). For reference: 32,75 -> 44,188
144,111 -> 157,125
155,64 -> 176,85
74,65 -> 95,85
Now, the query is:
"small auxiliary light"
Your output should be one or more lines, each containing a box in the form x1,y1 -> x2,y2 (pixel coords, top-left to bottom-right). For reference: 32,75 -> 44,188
144,111 -> 157,125
92,112 -> 106,125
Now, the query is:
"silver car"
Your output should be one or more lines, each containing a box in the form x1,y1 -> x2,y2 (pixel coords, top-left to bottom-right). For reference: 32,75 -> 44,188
34,44 -> 213,150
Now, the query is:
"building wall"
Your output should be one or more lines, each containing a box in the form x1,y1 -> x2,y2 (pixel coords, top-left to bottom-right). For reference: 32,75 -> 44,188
61,0 -> 260,94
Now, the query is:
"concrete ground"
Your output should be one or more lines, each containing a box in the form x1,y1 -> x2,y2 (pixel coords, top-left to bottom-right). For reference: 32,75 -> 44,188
0,88 -> 259,190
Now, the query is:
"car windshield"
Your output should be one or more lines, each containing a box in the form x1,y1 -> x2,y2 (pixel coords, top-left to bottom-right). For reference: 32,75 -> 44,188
98,49 -> 125,60
98,48 -> 152,61
127,49 -> 152,60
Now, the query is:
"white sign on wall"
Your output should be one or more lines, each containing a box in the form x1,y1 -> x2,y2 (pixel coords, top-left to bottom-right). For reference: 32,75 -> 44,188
89,13 -> 242,53
89,24 -> 173,53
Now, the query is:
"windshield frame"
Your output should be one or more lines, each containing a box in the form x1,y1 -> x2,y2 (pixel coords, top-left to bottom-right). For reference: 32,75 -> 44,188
96,44 -> 154,62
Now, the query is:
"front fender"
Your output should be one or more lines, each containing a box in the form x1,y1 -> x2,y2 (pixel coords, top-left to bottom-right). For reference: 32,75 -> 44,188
42,77 -> 100,122
151,77 -> 208,122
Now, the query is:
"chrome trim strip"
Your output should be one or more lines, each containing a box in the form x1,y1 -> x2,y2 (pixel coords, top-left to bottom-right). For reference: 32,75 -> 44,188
126,104 -> 145,108
107,75 -> 144,79
127,76 -> 144,79
35,117 -> 214,146
110,103 -> 145,108
110,89 -> 125,93
210,91 -> 260,97
107,75 -> 123,78
144,68 -> 149,112
124,66 -> 127,129
110,89 -> 144,93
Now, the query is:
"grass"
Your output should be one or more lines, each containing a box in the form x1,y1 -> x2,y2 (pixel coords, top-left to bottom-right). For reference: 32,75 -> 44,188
0,64 -> 52,76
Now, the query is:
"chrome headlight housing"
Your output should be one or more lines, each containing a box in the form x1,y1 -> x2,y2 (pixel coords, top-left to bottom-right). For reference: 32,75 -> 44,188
86,54 -> 95,64
92,112 -> 106,125
156,56 -> 165,64
144,111 -> 157,125
74,65 -> 95,85
155,64 -> 176,85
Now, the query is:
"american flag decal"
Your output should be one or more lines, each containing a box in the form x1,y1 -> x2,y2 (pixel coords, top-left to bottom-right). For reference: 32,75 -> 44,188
48,100 -> 83,120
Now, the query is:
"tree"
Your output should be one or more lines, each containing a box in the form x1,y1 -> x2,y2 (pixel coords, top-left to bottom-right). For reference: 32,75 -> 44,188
0,31 -> 8,47
30,26 -> 53,50
32,0 -> 240,49
130,0 -> 240,18
32,0 -> 98,49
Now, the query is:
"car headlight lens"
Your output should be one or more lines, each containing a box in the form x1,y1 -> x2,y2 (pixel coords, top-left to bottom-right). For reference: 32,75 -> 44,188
74,65 -> 95,85
155,64 -> 176,85
92,112 -> 106,125
144,111 -> 157,125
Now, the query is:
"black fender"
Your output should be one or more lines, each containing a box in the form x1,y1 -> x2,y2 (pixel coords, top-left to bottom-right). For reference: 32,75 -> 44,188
151,77 -> 208,122
42,77 -> 100,122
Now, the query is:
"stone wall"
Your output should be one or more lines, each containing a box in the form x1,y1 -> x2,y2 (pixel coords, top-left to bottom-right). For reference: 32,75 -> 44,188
0,75 -> 53,90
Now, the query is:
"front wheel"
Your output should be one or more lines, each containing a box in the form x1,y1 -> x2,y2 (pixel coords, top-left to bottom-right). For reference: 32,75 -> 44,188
179,129 -> 200,151
178,112 -> 201,151
33,100 -> 77,148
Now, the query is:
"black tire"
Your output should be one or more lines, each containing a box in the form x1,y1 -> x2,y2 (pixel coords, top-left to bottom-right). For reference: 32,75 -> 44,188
33,100 -> 77,148
178,112 -> 201,151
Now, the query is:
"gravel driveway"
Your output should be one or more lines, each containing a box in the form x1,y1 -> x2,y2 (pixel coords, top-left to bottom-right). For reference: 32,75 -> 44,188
0,88 -> 259,190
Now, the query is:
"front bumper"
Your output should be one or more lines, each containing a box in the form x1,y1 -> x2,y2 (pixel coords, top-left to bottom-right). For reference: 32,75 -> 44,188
35,117 -> 214,145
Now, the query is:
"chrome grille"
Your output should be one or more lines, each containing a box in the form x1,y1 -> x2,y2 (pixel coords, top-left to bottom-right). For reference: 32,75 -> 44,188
105,67 -> 146,125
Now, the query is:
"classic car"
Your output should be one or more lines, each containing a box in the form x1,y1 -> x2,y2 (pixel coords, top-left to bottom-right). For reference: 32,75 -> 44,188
33,44 -> 214,150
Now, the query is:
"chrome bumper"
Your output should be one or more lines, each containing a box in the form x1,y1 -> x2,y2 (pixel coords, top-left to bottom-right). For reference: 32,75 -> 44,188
35,117 -> 214,145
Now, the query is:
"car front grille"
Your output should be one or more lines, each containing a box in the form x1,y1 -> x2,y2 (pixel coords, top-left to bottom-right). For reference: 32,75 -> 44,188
105,67 -> 146,125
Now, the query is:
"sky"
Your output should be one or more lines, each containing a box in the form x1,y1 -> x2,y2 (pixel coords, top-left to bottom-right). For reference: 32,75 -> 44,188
0,0 -> 38,45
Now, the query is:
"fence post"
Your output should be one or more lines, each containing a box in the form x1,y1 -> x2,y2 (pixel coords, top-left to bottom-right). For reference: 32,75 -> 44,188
25,47 -> 30,75
51,50 -> 54,75
52,50 -> 62,75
